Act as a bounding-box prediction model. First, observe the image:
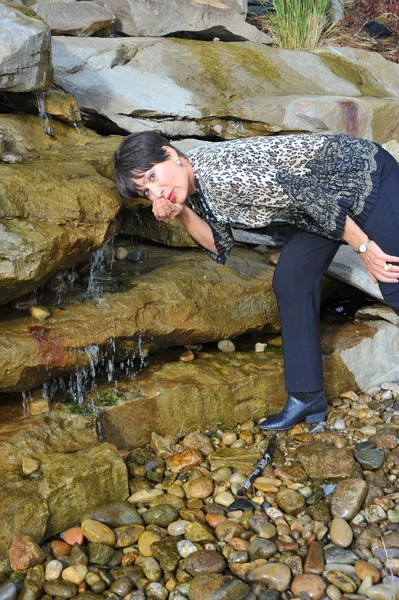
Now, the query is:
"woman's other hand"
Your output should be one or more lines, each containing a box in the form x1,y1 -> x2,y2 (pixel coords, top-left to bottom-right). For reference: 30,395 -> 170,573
152,198 -> 184,221
361,241 -> 399,283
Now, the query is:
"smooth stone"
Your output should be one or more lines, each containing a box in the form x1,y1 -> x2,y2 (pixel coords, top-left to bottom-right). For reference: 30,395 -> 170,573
185,551 -> 226,576
88,543 -> 115,565
62,565 -> 88,585
22,457 -> 40,475
187,478 -> 214,499
45,560 -> 63,580
206,514 -> 227,529
168,520 -> 190,536
228,499 -> 256,512
324,564 -> 356,575
114,524 -> 145,548
326,585 -> 342,600
354,449 -> 385,470
248,538 -> 278,561
218,340 -> 235,353
255,343 -> 267,352
247,563 -> 291,591
291,574 -> 326,600
81,519 -> 116,546
145,582 -> 168,600
177,540 -> 197,558
128,489 -> 164,504
257,523 -> 277,540
304,541 -> 325,575
355,560 -> 380,583
167,449 -> 203,474
141,558 -> 162,582
143,504 -> 179,528
179,350 -> 194,362
50,540 -> 72,559
0,583 -> 17,600
189,573 -> 250,600
211,467 -> 232,482
29,305 -> 50,321
151,537 -> 181,572
110,577 -> 132,596
324,547 -> 358,565
364,505 -> 387,523
275,487 -> 305,514
214,492 -> 235,507
138,531 -> 161,557
330,518 -> 353,548
359,574 -> 375,595
366,583 -> 399,599
325,571 -> 359,593
222,432 -> 237,446
330,479 -> 368,520
63,527 -> 84,546
44,581 -> 78,598
185,521 -> 216,544
83,502 -> 144,527
115,247 -> 128,260
9,535 -> 46,574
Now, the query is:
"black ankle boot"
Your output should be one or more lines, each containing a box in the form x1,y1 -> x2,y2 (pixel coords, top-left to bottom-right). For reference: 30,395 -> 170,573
259,392 -> 327,431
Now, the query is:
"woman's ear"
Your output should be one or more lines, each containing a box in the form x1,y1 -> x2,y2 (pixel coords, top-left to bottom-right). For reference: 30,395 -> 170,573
162,145 -> 178,160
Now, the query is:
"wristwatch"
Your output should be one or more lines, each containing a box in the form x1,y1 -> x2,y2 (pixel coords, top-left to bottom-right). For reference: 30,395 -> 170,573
356,237 -> 372,254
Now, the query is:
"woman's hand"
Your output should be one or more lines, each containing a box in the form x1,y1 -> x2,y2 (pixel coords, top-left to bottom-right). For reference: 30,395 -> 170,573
152,198 -> 184,221
360,241 -> 399,283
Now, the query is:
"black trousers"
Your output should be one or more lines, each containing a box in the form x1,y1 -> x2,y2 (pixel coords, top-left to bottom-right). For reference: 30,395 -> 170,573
273,152 -> 399,393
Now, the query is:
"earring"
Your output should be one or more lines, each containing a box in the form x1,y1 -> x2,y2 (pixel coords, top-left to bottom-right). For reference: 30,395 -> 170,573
176,159 -> 183,166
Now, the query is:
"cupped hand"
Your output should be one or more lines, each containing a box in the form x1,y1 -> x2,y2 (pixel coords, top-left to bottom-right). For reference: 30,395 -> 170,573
360,240 -> 399,283
152,198 -> 184,222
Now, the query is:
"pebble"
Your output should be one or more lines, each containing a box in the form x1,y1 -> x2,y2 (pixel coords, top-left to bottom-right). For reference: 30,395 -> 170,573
255,343 -> 267,352
354,449 -> 385,470
142,504 -> 179,527
325,571 -> 359,593
247,563 -> 291,591
62,527 -> 84,546
330,479 -> 368,520
185,550 -> 226,576
222,432 -> 237,446
43,581 -> 78,598
355,560 -> 380,583
167,449 -> 203,473
177,540 -> 198,558
275,486 -> 305,514
214,491 -> 235,507
45,560 -> 63,580
291,574 -> 326,600
138,531 -> 161,557
179,350 -> 194,362
145,582 -> 168,600
29,305 -> 50,321
9,534 -> 46,574
141,558 -> 162,582
21,457 -> 40,475
217,340 -> 235,353
187,478 -> 214,499
334,419 -> 346,431
0,583 -> 17,600
115,247 -> 128,260
366,582 -> 399,599
62,565 -> 88,585
81,519 -> 116,546
329,518 -> 354,547
167,520 -> 190,536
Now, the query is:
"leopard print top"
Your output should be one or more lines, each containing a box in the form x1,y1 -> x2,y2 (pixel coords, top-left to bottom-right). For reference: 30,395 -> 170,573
186,133 -> 381,264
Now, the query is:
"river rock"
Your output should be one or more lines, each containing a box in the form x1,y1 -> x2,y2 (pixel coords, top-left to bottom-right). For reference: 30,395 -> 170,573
0,4 -> 51,92
81,519 -> 116,546
150,537 -> 181,572
44,581 -> 78,598
325,571 -> 359,593
247,563 -> 291,591
297,443 -> 356,479
142,505 -> 179,527
167,449 -> 204,473
141,557 -> 162,582
330,479 -> 368,520
188,573 -> 250,600
248,538 -> 278,561
113,524 -> 145,547
209,447 -> 261,471
324,546 -> 358,565
62,565 -> 88,585
45,560 -> 63,580
82,501 -> 144,527
355,560 -> 380,583
32,2 -> 115,36
329,518 -> 354,548
275,487 -> 305,514
366,582 -> 399,599
102,0 -> 270,43
0,583 -> 17,600
291,574 -> 326,600
181,432 -> 214,456
185,551 -> 226,576
187,478 -> 214,499
138,531 -> 162,557
9,535 -> 45,574
185,522 -> 216,544
304,541 -> 325,575
88,543 -> 115,565
354,449 -> 385,470
110,577 -> 132,596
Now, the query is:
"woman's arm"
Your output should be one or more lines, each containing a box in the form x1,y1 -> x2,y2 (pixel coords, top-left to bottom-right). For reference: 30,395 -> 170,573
342,215 -> 399,283
152,198 -> 218,254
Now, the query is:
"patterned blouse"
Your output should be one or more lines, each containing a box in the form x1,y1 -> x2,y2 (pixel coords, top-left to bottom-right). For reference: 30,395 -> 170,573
185,133 -> 385,264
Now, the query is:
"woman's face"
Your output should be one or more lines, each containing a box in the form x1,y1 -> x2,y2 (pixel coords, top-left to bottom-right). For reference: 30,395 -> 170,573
133,147 -> 193,205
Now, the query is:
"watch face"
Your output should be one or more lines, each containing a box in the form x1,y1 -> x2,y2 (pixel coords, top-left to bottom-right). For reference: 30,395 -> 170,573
359,243 -> 367,253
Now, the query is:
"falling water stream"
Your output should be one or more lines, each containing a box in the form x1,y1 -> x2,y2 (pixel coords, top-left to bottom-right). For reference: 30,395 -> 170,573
35,92 -> 53,137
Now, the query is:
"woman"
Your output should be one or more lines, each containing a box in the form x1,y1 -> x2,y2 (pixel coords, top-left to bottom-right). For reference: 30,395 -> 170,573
113,131 -> 399,431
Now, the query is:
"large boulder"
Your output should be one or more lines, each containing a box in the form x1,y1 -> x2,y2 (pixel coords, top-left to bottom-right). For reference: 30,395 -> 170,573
52,37 -> 399,141
328,245 -> 383,302
32,1 -> 115,36
0,3 -> 52,92
0,115 -> 121,305
103,0 -> 268,42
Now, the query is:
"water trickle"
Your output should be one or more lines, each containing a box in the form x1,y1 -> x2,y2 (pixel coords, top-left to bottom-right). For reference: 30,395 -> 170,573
35,92 -> 53,137
86,236 -> 115,299
21,390 -> 31,417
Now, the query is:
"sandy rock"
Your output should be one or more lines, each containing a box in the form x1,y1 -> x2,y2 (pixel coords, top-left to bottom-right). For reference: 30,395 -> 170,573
297,443 -> 356,480
9,535 -> 45,574
32,2 -> 115,36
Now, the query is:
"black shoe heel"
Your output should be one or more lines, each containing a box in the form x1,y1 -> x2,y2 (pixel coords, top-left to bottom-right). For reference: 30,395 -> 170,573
305,411 -> 326,424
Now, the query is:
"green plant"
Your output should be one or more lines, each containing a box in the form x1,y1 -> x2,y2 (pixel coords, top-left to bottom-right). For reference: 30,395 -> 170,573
262,0 -> 335,49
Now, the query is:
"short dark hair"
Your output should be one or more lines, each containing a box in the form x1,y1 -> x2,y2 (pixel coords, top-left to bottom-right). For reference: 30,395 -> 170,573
113,130 -> 184,198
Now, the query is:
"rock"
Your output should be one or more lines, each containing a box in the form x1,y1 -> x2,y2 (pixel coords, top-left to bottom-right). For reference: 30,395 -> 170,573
248,538 -> 277,561
247,563 -> 291,591
255,343 -> 267,352
167,449 -> 203,473
275,487 -> 305,514
329,518 -> 353,548
330,479 -> 368,520
218,340 -> 235,353
185,522 -> 216,544
21,458 -> 40,475
32,2 -> 115,36
354,449 -> 385,470
115,247 -> 128,260
141,557 -> 162,582
355,304 -> 399,327
62,565 -> 88,585
19,565 -> 45,600
209,447 -> 261,472
138,531 -> 162,557
82,501 -> 144,528
81,520 -> 116,546
63,527 -> 84,546
128,488 -> 164,504
297,443 -> 356,480
150,537 -> 180,572
214,492 -> 235,507
188,573 -> 250,600
325,571 -> 359,593
39,444 -> 128,538
291,574 -> 326,600
88,543 -> 115,565
29,306 -> 51,321
181,432 -> 214,456
9,535 -> 45,574
113,524 -> 145,547
44,581 -> 78,598
101,0 -> 271,43
167,520 -> 190,536
29,398 -> 50,416
355,560 -> 380,583
364,505 -> 387,523
186,478 -> 214,499
142,505 -> 179,528
151,433 -> 177,458
185,551 -> 226,576
0,4 -> 51,92
177,540 -> 198,558
366,583 -> 399,599
45,560 -> 63,580
0,583 -> 17,600
304,541 -> 324,575
324,546 -> 358,565
180,350 -> 195,362
328,245 -> 383,301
